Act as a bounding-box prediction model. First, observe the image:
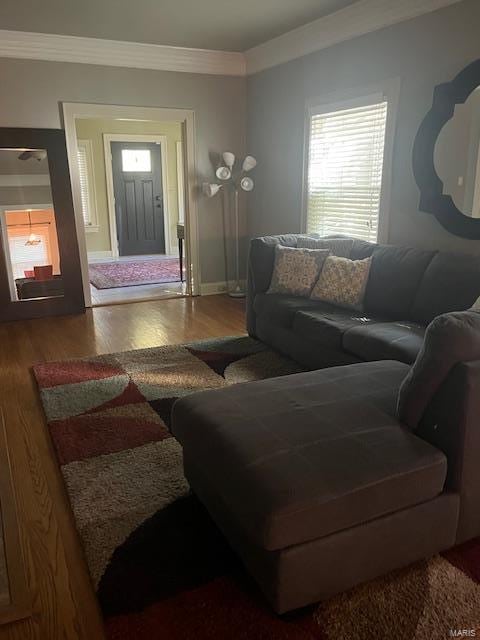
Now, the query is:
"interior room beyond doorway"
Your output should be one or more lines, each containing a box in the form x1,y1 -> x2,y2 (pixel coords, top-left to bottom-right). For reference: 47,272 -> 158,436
73,116 -> 188,306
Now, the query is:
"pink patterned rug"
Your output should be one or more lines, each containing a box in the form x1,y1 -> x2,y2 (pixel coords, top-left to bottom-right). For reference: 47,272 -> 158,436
89,258 -> 181,289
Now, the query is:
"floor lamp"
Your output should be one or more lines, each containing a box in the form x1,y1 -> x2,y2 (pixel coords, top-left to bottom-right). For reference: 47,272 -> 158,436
203,153 -> 257,298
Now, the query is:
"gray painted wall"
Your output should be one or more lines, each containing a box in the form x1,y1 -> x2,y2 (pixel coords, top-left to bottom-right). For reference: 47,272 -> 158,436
0,58 -> 246,284
247,0 -> 480,255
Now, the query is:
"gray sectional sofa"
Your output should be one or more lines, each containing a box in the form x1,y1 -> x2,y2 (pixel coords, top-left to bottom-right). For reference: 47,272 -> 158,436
246,234 -> 480,368
171,235 -> 480,615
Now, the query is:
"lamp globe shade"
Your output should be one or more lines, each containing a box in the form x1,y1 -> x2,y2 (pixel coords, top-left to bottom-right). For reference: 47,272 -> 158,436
240,176 -> 254,192
203,183 -> 222,198
242,155 -> 257,172
222,151 -> 235,169
215,166 -> 231,181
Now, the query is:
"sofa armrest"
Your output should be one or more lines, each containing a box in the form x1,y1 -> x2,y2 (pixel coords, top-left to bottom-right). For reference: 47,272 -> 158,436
246,234 -> 301,336
417,360 -> 480,543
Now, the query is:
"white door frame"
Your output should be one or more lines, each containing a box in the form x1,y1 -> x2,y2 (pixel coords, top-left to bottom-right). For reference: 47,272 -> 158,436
103,134 -> 172,259
62,102 -> 200,307
0,203 -> 54,301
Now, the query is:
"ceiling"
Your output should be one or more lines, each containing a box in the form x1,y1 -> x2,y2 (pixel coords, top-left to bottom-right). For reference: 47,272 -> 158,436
0,0 -> 359,52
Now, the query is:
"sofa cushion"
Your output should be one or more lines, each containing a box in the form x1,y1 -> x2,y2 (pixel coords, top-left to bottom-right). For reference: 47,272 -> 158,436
256,319 -> 363,370
293,309 -> 379,350
343,322 -> 425,365
364,245 -> 435,319
410,252 -> 480,324
172,361 -> 446,551
254,293 -> 324,329
398,310 -> 480,429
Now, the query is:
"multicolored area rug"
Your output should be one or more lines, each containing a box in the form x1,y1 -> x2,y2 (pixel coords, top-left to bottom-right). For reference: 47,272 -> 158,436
89,257 -> 180,289
33,337 -> 480,640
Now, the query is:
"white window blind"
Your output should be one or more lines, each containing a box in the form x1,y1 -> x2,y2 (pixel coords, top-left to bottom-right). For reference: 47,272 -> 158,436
306,99 -> 388,242
77,141 -> 97,228
8,229 -> 50,279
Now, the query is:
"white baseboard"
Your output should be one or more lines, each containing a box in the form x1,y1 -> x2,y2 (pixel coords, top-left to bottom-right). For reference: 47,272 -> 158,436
88,251 -> 114,262
200,280 -> 246,296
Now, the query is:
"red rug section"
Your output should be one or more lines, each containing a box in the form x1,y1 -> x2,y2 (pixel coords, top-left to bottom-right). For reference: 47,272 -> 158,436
89,258 -> 181,289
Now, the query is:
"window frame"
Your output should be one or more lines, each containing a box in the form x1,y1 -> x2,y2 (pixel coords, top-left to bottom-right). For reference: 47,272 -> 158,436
76,138 -> 99,233
301,79 -> 400,244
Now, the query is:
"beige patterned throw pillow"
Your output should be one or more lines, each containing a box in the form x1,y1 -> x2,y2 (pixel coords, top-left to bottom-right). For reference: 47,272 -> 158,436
268,245 -> 330,297
311,255 -> 372,309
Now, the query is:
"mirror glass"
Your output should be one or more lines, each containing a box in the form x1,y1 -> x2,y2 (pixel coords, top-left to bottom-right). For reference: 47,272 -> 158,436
0,149 -> 64,301
434,86 -> 480,218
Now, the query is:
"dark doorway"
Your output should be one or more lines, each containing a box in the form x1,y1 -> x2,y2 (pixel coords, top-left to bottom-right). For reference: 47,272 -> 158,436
111,141 -> 165,256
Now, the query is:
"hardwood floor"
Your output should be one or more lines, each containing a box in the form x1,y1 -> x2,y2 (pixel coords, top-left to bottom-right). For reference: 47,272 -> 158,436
90,281 -> 186,306
0,295 -> 245,640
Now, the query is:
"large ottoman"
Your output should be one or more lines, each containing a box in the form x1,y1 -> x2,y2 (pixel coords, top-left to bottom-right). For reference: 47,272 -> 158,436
171,360 -> 458,613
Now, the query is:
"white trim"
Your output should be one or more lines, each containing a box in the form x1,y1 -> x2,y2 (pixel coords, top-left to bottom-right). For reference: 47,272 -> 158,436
87,250 -> 114,262
245,0 -> 463,74
0,175 -> 51,187
200,280 -> 246,296
176,141 -> 186,224
62,102 -> 200,307
103,134 -> 172,259
301,78 -> 401,244
0,29 -> 245,77
0,1 -> 460,78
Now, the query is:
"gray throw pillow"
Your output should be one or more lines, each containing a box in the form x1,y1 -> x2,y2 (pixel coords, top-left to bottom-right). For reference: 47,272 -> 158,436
268,245 -> 330,297
397,310 -> 480,430
297,236 -> 354,258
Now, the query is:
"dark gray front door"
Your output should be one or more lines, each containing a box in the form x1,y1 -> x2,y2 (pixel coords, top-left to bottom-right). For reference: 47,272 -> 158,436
111,141 -> 165,256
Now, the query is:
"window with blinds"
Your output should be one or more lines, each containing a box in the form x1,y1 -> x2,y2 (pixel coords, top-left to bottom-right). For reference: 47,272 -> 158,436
306,99 -> 388,243
77,140 -> 97,229
8,229 -> 50,279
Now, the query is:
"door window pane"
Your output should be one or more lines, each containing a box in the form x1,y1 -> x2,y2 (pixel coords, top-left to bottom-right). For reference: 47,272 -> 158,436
121,149 -> 151,172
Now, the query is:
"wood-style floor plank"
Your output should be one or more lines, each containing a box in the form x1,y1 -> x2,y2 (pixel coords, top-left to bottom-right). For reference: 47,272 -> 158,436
0,295 -> 245,640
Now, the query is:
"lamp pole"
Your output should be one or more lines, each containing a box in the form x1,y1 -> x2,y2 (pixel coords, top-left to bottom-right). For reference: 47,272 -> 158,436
229,186 -> 244,298
203,153 -> 256,299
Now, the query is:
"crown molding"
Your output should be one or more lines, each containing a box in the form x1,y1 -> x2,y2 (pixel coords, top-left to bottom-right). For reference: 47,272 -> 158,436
0,0 -> 464,79
0,29 -> 246,77
245,0 -> 464,75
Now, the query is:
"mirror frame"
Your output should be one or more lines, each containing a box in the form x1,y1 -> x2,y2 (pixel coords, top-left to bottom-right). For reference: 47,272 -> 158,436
0,128 -> 85,321
413,58 -> 480,239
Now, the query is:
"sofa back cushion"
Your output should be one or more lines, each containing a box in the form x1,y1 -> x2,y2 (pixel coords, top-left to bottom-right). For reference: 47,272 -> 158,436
364,246 -> 435,319
350,239 -> 377,260
397,310 -> 480,430
410,252 -> 480,324
297,236 -> 354,257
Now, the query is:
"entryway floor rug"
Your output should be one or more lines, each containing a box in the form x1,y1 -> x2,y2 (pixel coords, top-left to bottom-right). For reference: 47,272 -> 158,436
89,257 -> 180,289
33,337 -> 480,640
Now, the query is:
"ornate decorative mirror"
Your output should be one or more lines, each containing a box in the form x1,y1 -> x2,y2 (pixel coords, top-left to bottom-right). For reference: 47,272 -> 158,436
0,129 -> 84,321
413,59 -> 480,239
